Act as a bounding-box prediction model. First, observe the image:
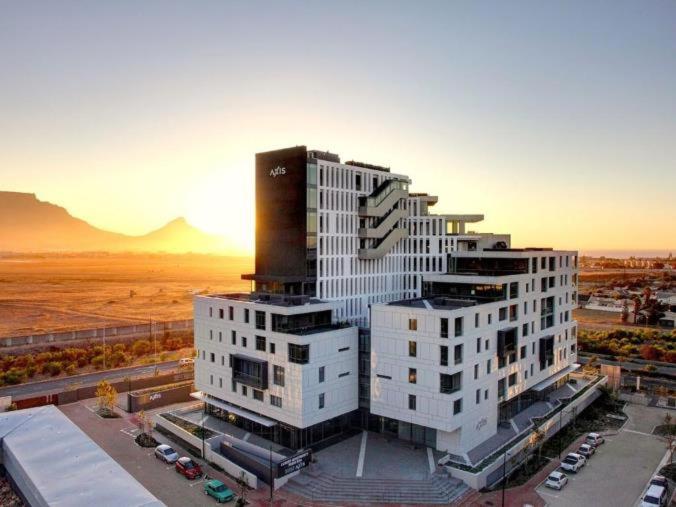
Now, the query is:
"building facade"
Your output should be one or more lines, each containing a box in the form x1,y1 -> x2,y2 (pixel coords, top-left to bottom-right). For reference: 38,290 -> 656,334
193,145 -> 579,461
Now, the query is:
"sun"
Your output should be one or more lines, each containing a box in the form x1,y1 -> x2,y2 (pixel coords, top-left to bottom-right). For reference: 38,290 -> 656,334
185,164 -> 255,255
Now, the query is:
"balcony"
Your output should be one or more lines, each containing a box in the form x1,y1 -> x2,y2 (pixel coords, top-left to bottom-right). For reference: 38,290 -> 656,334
358,179 -> 408,217
358,227 -> 408,260
231,354 -> 268,390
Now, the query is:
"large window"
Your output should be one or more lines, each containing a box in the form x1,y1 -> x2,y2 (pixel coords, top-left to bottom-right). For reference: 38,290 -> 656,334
454,344 -> 463,364
409,341 -> 417,357
440,372 -> 462,394
255,310 -> 266,330
256,336 -> 266,351
454,317 -> 463,337
273,365 -> 285,386
440,318 -> 448,338
409,318 -> 417,331
270,395 -> 282,408
440,345 -> 448,366
453,398 -> 462,415
408,394 -> 416,410
408,368 -> 417,384
319,366 -> 325,383
288,343 -> 310,364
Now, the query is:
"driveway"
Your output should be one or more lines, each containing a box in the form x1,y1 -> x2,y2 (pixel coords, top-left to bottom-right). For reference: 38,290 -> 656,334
536,404 -> 669,507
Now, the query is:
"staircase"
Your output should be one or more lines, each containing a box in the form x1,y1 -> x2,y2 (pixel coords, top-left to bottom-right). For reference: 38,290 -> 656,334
283,467 -> 469,505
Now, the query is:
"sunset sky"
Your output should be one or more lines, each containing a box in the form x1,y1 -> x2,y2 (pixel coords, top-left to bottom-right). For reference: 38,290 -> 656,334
1,1 -> 675,255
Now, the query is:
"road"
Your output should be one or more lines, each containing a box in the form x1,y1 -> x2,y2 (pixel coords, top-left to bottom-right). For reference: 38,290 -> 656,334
0,360 -> 181,399
578,354 -> 676,378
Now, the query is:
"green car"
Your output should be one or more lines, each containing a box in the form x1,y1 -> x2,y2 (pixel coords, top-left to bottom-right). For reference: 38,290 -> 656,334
204,479 -> 235,503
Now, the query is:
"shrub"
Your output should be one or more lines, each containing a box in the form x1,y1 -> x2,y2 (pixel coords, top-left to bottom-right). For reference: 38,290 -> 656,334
44,361 -> 63,376
91,355 -> 104,369
4,368 -> 26,385
132,340 -> 151,357
65,363 -> 77,375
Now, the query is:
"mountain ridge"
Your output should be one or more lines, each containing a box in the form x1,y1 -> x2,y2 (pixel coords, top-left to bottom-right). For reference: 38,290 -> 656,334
0,191 -> 236,254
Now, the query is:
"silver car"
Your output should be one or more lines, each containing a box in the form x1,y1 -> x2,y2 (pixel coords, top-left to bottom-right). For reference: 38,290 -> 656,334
154,444 -> 179,463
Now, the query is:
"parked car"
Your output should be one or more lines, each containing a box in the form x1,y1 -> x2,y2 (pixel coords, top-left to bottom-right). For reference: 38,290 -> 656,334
577,443 -> 595,458
650,475 -> 670,492
641,484 -> 667,507
204,479 -> 235,503
175,457 -> 203,479
560,453 -> 586,472
585,432 -> 605,447
178,357 -> 195,368
545,470 -> 568,490
154,444 -> 179,464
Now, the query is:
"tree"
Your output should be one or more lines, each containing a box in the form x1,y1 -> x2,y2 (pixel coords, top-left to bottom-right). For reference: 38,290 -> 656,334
663,413 -> 675,463
95,380 -> 118,417
235,472 -> 249,507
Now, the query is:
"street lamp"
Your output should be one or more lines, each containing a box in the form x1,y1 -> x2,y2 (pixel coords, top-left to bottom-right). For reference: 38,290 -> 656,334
102,324 -> 106,370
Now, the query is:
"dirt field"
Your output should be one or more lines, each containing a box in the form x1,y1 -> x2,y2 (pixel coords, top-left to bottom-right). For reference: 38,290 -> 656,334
573,308 -> 657,331
0,253 -> 251,337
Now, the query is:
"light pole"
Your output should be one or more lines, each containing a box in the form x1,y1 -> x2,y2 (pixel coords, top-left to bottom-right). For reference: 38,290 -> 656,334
102,323 -> 106,370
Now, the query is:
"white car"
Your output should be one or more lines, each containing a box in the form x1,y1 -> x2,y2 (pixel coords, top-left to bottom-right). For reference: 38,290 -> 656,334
585,432 -> 605,447
154,444 -> 179,463
577,443 -> 595,458
178,357 -> 195,367
545,470 -> 568,490
560,452 -> 586,472
641,484 -> 667,507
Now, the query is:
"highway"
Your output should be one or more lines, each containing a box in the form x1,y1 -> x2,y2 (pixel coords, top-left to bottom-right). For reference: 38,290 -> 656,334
0,360 -> 182,399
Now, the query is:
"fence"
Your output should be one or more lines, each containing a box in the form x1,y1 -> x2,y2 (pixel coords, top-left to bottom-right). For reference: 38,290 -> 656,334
1,319 -> 194,348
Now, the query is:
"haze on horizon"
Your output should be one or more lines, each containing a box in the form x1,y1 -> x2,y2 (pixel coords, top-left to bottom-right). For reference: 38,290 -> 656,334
1,1 -> 675,255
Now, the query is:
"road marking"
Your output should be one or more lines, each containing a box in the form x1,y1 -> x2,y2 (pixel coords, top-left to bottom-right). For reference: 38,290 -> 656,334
623,428 -> 656,438
356,430 -> 367,478
427,447 -> 435,474
538,489 -> 560,499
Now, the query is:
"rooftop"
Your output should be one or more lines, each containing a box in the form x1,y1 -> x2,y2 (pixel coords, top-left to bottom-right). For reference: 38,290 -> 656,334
205,292 -> 326,307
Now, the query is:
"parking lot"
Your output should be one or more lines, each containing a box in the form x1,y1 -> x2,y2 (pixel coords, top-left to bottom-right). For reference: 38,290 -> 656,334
59,401 -> 242,506
536,404 -> 672,507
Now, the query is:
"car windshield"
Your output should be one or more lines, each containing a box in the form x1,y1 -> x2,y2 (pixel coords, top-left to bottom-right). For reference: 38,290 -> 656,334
213,485 -> 226,492
163,448 -> 174,455
644,495 -> 660,504
548,475 -> 560,481
183,461 -> 195,469
563,458 -> 576,464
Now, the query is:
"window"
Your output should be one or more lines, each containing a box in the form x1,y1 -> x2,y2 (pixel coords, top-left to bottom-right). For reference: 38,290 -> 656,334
242,336 -> 247,348
270,395 -> 282,408
522,323 -> 529,337
475,313 -> 480,328
288,343 -> 310,364
498,378 -> 506,398
338,346 -> 350,352
453,398 -> 462,415
221,356 -> 225,366
209,307 -> 213,317
476,389 -> 481,404
499,307 -> 507,321
255,310 -> 266,330
219,308 -> 224,319
454,317 -> 463,337
486,358 -> 491,374
273,365 -> 285,386
256,336 -> 266,351
244,308 -> 250,324
219,377 -> 223,388
209,330 -> 213,340
318,393 -> 325,409
409,368 -> 417,384
498,355 -> 506,368
242,385 -> 248,396
229,306 -> 234,321
218,331 -> 222,343
408,394 -> 416,410
440,372 -> 462,394
409,341 -> 417,357
484,389 -> 489,400
231,331 -> 236,345
231,380 -> 236,392
508,372 -> 517,386
210,352 -> 215,363
269,342 -> 275,354
488,313 -> 492,325
319,366 -> 325,383
338,371 -> 350,378
253,389 -> 263,401
520,345 -> 527,359
476,337 -> 481,353
440,318 -> 448,338
474,364 -> 479,379
454,344 -> 463,364
509,282 -> 519,299
408,318 -> 417,331
440,345 -> 448,366
485,338 -> 489,351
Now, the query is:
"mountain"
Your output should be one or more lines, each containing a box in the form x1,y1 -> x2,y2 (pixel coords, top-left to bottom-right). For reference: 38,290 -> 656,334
0,191 -> 235,253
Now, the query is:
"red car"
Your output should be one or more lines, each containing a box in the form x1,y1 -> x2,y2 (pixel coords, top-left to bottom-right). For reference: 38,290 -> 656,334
175,457 -> 202,479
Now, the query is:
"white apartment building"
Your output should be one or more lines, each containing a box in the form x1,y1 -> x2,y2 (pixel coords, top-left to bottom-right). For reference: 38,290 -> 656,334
193,145 -> 581,462
370,248 -> 579,456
